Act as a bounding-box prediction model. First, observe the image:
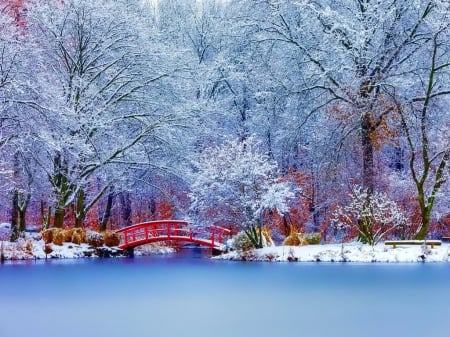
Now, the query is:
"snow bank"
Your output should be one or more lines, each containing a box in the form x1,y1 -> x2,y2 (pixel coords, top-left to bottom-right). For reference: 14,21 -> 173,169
0,233 -> 174,260
215,242 -> 450,263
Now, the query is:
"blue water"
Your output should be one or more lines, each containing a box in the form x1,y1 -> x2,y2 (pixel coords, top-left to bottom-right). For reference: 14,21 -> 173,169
0,249 -> 449,337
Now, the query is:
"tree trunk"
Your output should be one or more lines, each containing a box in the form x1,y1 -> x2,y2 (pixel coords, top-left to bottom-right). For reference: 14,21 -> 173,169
99,188 -> 115,231
119,192 -> 132,228
74,188 -> 85,228
358,113 -> 376,243
18,193 -> 31,232
52,154 -> 71,228
53,207 -> 65,228
361,112 -> 374,194
414,208 -> 431,240
40,201 -> 51,230
244,225 -> 263,249
149,196 -> 156,220
310,174 -> 319,232
10,152 -> 20,241
9,189 -> 20,242
18,209 -> 26,233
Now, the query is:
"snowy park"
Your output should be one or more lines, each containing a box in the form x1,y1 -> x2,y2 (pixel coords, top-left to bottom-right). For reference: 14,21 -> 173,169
3,1 -> 450,337
2,0 -> 450,263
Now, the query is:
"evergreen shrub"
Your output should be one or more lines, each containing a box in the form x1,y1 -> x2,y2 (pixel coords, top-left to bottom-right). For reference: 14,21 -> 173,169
304,233 -> 321,245
232,231 -> 254,251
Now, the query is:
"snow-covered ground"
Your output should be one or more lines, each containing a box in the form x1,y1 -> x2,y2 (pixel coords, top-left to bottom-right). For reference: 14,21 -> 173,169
2,228 -> 449,263
0,233 -> 174,260
215,242 -> 450,263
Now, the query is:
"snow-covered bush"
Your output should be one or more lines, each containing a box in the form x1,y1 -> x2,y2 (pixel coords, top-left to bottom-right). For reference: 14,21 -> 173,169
231,231 -> 254,251
189,137 -> 296,248
333,186 -> 409,245
87,231 -> 104,247
231,228 -> 274,251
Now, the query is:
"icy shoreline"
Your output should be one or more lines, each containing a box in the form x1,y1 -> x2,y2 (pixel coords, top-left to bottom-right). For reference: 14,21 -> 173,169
0,236 -> 174,261
2,233 -> 450,263
214,242 -> 450,263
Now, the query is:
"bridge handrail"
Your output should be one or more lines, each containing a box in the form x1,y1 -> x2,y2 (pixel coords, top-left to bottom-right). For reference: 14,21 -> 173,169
116,220 -> 189,233
206,225 -> 232,235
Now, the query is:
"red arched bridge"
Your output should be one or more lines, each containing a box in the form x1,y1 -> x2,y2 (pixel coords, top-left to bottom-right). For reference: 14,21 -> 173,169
116,220 -> 231,253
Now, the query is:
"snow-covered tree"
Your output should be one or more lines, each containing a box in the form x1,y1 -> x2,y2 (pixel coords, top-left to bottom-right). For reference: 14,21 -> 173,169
333,186 -> 409,245
189,137 -> 296,248
22,0 -> 185,228
0,2 -> 39,240
249,0 -> 442,192
389,2 -> 450,239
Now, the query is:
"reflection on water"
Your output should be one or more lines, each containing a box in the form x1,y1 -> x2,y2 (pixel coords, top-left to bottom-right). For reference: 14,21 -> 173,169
1,249 -> 449,337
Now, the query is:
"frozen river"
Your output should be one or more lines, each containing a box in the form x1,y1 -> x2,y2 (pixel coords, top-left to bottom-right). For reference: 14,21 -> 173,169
1,249 -> 449,337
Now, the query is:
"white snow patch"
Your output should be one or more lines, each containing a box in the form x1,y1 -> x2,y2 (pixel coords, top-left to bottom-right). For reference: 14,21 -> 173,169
0,233 -> 174,260
214,242 -> 450,263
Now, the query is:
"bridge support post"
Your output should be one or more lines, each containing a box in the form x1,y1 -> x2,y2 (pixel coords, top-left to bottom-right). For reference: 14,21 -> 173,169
212,248 -> 224,256
125,247 -> 135,258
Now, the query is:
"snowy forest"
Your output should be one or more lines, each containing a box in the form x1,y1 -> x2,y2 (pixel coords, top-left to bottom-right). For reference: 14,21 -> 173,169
2,0 -> 450,246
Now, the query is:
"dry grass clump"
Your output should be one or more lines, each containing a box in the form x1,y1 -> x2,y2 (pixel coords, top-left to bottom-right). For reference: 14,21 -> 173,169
103,231 -> 120,247
53,228 -> 65,246
41,229 -> 53,244
283,226 -> 308,246
72,228 -> 87,244
24,240 -> 34,254
63,228 -> 74,242
283,232 -> 301,246
43,227 -> 88,245
72,232 -> 82,245
41,227 -> 102,246
262,227 -> 274,246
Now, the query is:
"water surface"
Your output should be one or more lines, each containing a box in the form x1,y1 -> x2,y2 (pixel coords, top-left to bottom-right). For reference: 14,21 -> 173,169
1,249 -> 449,337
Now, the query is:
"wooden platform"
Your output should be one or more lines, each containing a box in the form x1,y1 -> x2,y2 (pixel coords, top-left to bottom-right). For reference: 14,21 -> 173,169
384,240 -> 442,249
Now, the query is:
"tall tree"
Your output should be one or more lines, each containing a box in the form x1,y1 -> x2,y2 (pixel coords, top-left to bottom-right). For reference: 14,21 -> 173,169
397,10 -> 450,239
25,0 -> 185,227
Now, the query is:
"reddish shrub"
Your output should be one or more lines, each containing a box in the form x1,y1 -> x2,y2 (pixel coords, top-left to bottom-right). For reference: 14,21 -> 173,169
44,244 -> 53,255
53,229 -> 64,246
63,228 -> 73,242
103,231 -> 120,247
72,228 -> 87,244
41,229 -> 53,244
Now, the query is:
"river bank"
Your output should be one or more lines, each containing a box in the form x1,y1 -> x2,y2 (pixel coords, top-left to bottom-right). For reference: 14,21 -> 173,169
2,225 -> 449,262
2,237 -> 450,263
215,242 -> 450,262
0,232 -> 173,261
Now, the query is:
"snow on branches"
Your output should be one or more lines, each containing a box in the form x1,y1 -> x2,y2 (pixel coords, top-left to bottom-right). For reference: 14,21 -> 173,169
333,186 -> 409,245
189,137 -> 296,248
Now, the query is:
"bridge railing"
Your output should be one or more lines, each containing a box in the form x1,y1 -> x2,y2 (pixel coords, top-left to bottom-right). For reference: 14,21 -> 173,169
116,220 -> 231,249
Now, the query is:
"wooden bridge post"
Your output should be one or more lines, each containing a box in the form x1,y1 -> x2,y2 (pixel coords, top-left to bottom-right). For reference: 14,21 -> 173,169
126,247 -> 135,258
